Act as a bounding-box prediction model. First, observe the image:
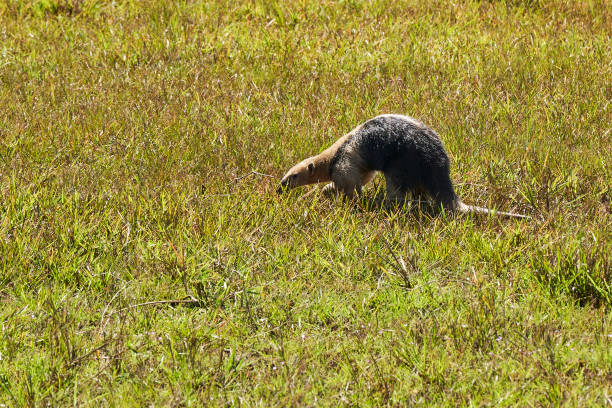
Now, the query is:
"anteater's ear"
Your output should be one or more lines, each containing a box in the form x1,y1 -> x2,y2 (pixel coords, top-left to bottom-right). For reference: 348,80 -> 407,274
308,162 -> 314,175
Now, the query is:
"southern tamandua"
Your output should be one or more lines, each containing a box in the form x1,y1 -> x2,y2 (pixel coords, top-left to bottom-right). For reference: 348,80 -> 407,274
277,114 -> 526,218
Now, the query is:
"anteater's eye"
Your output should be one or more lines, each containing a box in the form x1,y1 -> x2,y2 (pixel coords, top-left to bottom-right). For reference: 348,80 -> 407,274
291,174 -> 297,179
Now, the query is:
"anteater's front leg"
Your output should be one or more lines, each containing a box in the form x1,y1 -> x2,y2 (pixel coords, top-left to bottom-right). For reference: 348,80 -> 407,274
331,164 -> 363,199
321,182 -> 338,197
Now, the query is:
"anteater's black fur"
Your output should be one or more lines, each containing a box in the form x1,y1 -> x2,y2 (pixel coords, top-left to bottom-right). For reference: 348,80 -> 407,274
329,114 -> 458,209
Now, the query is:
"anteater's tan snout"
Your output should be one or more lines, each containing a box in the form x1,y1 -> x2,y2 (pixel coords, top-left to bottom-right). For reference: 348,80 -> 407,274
277,159 -> 319,194
277,171 -> 300,194
276,177 -> 290,194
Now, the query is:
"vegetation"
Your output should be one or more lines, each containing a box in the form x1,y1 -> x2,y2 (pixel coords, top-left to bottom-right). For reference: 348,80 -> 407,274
0,0 -> 610,405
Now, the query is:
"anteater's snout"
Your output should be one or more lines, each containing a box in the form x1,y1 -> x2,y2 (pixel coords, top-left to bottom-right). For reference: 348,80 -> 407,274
277,180 -> 288,194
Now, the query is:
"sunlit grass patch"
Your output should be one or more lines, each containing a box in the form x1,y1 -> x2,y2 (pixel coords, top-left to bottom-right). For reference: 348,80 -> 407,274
0,0 -> 611,405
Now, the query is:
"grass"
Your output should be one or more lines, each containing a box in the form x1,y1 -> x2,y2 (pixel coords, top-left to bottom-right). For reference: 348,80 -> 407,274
0,0 -> 611,405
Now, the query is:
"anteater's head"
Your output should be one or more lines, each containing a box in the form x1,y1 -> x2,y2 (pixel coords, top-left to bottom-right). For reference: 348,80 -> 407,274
277,158 -> 316,194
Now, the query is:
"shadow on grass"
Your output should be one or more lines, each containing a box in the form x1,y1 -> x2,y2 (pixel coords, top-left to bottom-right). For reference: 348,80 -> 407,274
347,187 -> 520,225
531,245 -> 611,308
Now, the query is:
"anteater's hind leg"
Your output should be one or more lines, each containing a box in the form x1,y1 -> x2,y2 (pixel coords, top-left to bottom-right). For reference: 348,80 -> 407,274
383,174 -> 404,203
382,158 -> 425,209
422,167 -> 459,211
383,173 -> 420,209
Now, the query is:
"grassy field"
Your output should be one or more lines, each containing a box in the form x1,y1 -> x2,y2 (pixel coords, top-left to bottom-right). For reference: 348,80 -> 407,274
1,0 -> 611,405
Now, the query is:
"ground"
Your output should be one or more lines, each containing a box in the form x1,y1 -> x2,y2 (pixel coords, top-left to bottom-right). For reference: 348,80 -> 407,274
0,0 -> 610,406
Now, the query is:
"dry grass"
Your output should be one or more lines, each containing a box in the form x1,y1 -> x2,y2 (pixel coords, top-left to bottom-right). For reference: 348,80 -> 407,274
0,0 -> 611,406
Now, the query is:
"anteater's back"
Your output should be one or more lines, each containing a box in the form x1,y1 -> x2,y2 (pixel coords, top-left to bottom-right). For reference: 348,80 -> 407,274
330,114 -> 458,208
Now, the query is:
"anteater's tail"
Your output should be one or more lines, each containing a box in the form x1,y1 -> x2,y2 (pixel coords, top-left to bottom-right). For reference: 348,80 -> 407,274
456,201 -> 527,219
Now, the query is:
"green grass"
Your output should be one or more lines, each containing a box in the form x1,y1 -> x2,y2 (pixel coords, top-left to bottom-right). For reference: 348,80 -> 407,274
1,0 -> 611,405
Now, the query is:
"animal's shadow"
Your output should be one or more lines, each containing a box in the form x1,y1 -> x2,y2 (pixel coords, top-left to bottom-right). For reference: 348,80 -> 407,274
330,183 -> 500,225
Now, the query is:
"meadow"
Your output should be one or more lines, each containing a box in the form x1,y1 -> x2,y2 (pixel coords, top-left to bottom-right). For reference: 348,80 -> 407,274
0,0 -> 611,405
